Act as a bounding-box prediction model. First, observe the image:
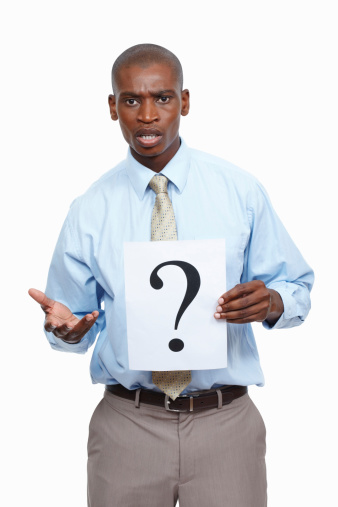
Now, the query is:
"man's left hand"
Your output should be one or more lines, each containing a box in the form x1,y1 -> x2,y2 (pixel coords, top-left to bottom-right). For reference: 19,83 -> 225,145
214,280 -> 284,326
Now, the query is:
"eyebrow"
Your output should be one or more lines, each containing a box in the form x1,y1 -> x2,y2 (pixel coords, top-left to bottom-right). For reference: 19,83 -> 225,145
119,89 -> 177,98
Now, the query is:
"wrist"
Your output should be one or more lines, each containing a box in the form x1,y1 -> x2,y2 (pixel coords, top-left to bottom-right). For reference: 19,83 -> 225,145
60,337 -> 82,345
265,289 -> 284,326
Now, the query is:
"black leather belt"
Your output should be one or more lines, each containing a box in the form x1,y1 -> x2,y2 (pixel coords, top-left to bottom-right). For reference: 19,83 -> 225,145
105,384 -> 248,412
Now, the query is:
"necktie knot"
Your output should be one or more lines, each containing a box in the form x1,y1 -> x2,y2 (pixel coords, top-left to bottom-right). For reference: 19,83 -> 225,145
149,174 -> 168,195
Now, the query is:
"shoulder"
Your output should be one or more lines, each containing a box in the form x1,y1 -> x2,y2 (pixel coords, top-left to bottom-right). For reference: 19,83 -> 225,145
82,159 -> 127,198
68,158 -> 128,217
188,146 -> 264,194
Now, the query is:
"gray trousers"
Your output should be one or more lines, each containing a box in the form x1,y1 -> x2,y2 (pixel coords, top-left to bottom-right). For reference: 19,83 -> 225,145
87,390 -> 267,507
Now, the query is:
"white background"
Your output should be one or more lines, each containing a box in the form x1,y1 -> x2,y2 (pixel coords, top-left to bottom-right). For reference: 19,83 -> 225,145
1,1 -> 337,505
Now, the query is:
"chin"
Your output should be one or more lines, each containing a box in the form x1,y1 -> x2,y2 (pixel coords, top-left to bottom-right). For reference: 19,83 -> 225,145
133,143 -> 166,158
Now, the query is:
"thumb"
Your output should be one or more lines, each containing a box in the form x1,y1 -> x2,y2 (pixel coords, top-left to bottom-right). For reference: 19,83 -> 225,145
28,288 -> 55,309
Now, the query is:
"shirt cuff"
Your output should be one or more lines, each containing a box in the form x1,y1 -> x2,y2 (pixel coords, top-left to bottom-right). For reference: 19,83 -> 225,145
262,286 -> 304,330
46,329 -> 94,354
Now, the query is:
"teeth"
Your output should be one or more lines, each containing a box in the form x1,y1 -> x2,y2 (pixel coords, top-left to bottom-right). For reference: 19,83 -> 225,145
141,135 -> 157,139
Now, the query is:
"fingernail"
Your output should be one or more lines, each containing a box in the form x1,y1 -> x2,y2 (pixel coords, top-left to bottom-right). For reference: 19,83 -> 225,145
216,306 -> 223,312
49,326 -> 56,330
66,326 -> 73,330
218,298 -> 224,304
85,317 -> 92,322
214,313 -> 220,319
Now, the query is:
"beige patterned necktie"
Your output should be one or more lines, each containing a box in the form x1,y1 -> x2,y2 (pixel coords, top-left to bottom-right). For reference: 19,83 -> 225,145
149,174 -> 192,400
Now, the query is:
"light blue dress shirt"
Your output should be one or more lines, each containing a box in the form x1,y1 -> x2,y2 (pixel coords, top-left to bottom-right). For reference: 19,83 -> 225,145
45,139 -> 314,392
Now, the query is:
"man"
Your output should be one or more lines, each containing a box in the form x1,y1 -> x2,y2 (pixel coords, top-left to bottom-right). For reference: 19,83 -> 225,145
29,43 -> 313,506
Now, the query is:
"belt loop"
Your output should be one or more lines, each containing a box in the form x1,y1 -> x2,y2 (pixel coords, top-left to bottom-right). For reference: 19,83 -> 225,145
216,389 -> 222,409
134,388 -> 141,408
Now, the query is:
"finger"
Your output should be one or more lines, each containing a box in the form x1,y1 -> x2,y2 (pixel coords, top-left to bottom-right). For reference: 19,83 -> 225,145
220,305 -> 267,321
53,322 -> 77,338
44,313 -> 69,333
225,310 -> 267,324
216,291 -> 270,314
58,312 -> 99,343
218,281 -> 266,305
47,311 -> 99,338
28,288 -> 55,311
217,283 -> 255,305
44,319 -> 59,333
214,309 -> 265,323
64,315 -> 98,343
215,301 -> 270,323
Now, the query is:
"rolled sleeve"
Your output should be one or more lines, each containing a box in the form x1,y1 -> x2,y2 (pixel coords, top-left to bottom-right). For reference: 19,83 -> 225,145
44,210 -> 105,353
263,281 -> 312,330
243,180 -> 314,330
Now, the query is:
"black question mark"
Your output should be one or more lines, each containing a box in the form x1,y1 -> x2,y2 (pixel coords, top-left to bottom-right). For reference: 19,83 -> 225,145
150,261 -> 201,352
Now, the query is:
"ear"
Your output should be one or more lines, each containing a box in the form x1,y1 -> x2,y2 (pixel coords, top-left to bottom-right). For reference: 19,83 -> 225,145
108,94 -> 118,121
181,89 -> 190,117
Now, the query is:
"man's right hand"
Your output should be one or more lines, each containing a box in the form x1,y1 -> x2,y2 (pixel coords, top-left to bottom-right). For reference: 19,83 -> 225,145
28,288 -> 99,344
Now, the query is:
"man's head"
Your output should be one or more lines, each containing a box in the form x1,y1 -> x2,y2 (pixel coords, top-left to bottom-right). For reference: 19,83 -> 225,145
108,44 -> 189,172
111,43 -> 184,94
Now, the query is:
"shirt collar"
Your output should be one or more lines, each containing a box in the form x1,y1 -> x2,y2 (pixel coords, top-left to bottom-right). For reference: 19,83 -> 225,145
125,138 -> 191,200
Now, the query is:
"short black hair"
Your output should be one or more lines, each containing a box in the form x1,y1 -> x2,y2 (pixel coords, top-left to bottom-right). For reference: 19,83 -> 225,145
111,43 -> 183,93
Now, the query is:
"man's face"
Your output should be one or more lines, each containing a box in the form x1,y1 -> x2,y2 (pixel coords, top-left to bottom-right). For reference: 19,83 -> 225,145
109,63 -> 189,171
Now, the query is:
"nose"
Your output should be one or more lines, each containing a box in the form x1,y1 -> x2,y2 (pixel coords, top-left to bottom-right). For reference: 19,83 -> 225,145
137,99 -> 159,123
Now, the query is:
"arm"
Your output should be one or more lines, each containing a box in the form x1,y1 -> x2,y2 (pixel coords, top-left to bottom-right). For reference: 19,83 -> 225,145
31,209 -> 105,353
215,180 -> 314,327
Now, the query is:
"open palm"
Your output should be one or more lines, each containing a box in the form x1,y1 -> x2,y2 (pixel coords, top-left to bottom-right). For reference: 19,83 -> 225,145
29,288 -> 99,344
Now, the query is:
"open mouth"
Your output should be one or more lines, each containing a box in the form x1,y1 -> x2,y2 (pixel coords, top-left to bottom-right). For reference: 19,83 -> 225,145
136,131 -> 163,147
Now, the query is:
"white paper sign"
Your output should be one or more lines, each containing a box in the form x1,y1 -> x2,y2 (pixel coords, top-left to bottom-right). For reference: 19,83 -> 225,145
124,239 -> 227,371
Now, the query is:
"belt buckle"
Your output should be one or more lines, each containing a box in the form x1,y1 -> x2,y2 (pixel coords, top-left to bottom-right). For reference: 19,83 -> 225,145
164,394 -> 196,412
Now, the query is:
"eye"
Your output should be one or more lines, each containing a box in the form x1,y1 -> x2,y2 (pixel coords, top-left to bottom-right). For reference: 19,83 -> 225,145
125,98 -> 138,106
157,96 -> 171,103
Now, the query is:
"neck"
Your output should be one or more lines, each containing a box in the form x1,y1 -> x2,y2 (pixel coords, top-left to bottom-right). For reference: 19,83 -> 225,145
130,136 -> 180,173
